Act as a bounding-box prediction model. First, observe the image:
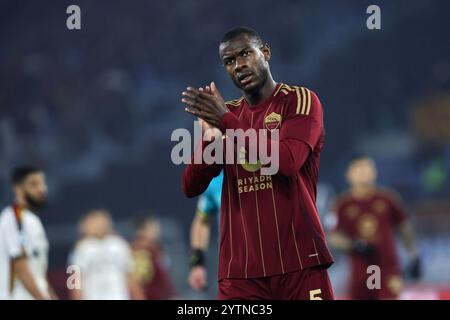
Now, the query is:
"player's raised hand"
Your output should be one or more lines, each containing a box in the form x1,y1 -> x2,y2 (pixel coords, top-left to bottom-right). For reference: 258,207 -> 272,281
208,82 -> 220,98
182,82 -> 229,128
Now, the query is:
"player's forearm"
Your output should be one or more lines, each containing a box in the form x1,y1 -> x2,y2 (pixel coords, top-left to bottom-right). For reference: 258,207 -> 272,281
183,140 -> 222,198
183,166 -> 221,197
190,214 -> 211,250
127,274 -> 145,300
47,281 -> 59,300
12,257 -> 46,300
399,222 -> 419,257
219,112 -> 310,176
275,139 -> 311,176
70,288 -> 83,300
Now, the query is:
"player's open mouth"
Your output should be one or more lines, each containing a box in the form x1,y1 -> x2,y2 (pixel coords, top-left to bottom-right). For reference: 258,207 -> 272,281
237,73 -> 253,85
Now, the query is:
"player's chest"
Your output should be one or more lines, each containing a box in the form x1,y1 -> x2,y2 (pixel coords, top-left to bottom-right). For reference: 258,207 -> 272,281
86,243 -> 125,264
237,103 -> 285,132
344,200 -> 391,235
21,220 -> 48,256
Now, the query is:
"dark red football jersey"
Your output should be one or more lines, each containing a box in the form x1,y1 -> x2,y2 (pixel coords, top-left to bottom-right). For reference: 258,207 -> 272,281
332,188 -> 407,275
131,239 -> 176,300
183,83 -> 334,280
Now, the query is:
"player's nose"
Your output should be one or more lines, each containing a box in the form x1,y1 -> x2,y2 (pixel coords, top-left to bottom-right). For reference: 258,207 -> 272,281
234,57 -> 247,72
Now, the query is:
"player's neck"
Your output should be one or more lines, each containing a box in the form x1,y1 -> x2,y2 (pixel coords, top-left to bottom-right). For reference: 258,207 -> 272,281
351,185 -> 376,198
244,77 -> 277,106
14,197 -> 30,211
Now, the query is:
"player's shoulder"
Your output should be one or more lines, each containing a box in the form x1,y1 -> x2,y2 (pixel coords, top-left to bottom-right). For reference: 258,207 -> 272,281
376,186 -> 404,204
0,206 -> 13,218
331,190 -> 353,211
278,83 -> 322,117
74,237 -> 93,252
107,234 -> 130,248
24,209 -> 43,225
0,206 -> 15,225
225,97 -> 244,108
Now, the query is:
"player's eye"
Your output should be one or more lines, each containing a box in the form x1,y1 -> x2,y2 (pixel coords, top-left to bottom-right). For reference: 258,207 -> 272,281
224,59 -> 234,66
242,50 -> 251,57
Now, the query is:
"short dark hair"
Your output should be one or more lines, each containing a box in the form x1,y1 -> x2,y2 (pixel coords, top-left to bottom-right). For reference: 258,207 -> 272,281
220,26 -> 263,46
11,165 -> 42,185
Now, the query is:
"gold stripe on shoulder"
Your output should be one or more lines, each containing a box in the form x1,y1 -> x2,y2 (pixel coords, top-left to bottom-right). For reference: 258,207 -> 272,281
274,83 -> 284,96
280,89 -> 289,95
283,84 -> 294,91
305,88 -> 311,115
295,87 -> 302,114
226,97 -> 243,106
300,87 -> 307,114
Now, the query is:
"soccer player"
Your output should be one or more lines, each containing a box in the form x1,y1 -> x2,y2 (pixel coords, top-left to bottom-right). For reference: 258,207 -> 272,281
181,26 -> 334,300
130,216 -> 176,300
188,171 -> 223,292
329,156 -> 421,299
0,166 -> 57,300
69,209 -> 142,300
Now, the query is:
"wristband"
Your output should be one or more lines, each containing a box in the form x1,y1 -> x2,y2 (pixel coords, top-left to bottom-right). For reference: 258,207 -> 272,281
189,249 -> 205,268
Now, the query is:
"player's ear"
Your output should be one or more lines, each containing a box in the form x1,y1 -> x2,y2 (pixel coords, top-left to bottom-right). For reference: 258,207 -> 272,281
262,43 -> 271,61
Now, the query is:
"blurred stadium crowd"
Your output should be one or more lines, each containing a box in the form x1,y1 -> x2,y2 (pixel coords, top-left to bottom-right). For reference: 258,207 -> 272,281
0,0 -> 449,299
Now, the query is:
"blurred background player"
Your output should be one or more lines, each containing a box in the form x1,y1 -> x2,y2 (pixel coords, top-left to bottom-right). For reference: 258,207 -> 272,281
0,166 -> 57,300
188,170 -> 223,292
329,156 -> 422,300
130,215 -> 176,299
69,209 -> 143,300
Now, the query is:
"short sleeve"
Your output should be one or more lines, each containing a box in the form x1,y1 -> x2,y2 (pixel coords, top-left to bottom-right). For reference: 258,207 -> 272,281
196,176 -> 220,216
281,88 -> 324,151
0,210 -> 24,259
196,193 -> 218,216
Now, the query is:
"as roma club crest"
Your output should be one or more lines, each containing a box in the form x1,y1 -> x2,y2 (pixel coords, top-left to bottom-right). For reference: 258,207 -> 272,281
264,112 -> 282,131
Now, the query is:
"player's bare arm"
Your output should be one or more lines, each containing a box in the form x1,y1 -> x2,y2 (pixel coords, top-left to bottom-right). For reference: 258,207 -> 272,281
11,257 -> 46,300
188,213 -> 211,291
47,281 -> 59,300
127,272 -> 146,300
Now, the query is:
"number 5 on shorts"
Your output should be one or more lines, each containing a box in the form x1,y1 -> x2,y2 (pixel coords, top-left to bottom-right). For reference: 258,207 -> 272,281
309,289 -> 323,300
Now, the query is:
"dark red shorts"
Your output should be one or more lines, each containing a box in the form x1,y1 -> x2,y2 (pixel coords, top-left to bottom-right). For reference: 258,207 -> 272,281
218,267 -> 334,300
